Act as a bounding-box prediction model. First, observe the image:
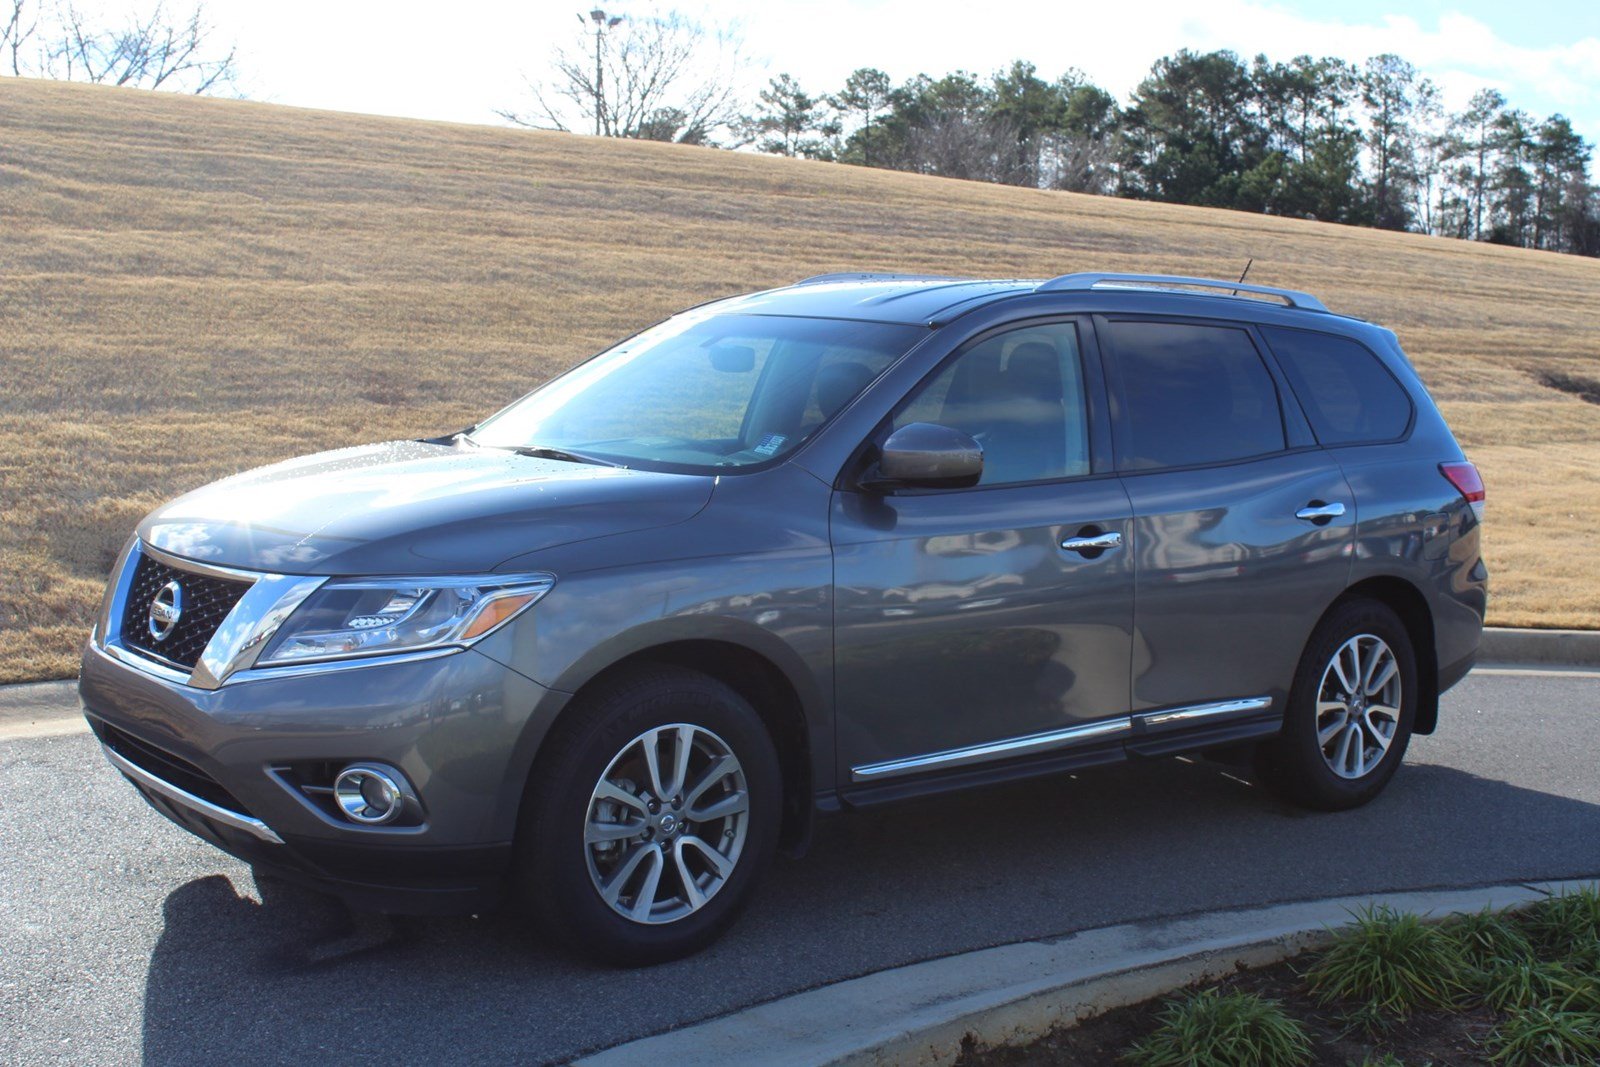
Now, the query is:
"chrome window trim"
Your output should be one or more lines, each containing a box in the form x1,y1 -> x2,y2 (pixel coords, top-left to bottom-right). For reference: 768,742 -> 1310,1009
101,742 -> 283,845
849,695 -> 1275,782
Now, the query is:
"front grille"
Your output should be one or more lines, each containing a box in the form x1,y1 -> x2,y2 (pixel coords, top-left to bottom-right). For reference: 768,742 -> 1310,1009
101,723 -> 254,818
118,551 -> 253,670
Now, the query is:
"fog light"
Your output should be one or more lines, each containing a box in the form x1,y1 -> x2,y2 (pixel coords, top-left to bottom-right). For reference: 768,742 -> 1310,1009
333,764 -> 407,825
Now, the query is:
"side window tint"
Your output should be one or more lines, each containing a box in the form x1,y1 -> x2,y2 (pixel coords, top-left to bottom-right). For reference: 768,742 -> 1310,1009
1106,321 -> 1285,470
1260,326 -> 1413,444
893,322 -> 1090,486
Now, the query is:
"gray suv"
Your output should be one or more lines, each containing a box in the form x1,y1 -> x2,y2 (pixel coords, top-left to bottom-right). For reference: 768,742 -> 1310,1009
80,272 -> 1487,963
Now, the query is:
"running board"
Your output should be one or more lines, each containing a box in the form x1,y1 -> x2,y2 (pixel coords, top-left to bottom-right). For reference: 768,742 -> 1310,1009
849,697 -> 1274,784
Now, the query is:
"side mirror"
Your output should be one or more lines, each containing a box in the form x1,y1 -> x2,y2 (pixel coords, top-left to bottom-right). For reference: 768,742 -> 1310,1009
866,422 -> 983,490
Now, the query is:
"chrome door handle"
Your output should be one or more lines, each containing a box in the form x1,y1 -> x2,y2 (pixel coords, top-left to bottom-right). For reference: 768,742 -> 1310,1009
1295,501 -> 1346,523
1061,531 -> 1122,554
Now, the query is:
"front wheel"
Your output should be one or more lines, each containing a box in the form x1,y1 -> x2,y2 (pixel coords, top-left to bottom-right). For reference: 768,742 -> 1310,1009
516,667 -> 781,965
1258,599 -> 1419,811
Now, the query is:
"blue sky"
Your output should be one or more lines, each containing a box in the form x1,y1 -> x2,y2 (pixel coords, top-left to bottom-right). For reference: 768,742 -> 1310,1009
74,1 -> 1600,145
1300,0 -> 1600,49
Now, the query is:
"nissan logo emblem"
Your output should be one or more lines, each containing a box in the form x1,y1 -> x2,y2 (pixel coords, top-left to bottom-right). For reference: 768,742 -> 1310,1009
148,580 -> 184,642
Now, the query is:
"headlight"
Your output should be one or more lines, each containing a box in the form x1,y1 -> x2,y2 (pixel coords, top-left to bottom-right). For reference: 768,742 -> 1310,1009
256,573 -> 554,666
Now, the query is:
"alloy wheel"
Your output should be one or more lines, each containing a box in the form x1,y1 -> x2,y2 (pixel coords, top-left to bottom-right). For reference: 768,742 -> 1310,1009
583,723 -> 750,924
1315,633 -> 1403,780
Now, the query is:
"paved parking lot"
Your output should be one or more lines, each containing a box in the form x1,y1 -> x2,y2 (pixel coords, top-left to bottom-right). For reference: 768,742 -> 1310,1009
2,670 -> 1597,1066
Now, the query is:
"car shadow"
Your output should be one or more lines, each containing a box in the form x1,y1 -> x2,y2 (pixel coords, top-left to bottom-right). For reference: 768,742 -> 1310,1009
140,757 -> 1600,1065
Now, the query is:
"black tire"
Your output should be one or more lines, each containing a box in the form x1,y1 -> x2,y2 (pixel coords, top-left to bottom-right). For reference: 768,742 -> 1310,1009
515,665 -> 781,965
1257,598 -> 1419,811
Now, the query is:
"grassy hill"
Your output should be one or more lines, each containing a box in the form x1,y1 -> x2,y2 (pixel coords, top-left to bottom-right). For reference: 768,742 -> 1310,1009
3,77 -> 1599,683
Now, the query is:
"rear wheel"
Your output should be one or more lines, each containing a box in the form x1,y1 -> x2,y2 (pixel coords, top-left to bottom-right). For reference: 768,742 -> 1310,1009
1258,599 -> 1419,811
516,666 -> 781,965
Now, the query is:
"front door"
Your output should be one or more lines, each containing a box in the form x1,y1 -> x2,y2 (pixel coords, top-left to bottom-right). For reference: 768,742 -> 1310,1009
831,320 -> 1135,787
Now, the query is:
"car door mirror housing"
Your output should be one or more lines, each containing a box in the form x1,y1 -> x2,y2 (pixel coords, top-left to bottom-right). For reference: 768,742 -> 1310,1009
865,422 -> 983,491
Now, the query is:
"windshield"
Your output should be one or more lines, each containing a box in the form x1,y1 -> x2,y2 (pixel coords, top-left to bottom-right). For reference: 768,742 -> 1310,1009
469,313 -> 925,471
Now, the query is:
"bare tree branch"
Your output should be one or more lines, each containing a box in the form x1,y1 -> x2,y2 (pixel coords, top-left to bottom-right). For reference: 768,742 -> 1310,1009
502,9 -> 746,144
1,0 -> 40,77
28,1 -> 237,94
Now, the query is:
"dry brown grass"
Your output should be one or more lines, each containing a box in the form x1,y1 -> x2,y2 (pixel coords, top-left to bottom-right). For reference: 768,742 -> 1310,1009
3,77 -> 1599,683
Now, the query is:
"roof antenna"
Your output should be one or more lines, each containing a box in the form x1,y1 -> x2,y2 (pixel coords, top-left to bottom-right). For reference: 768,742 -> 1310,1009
1232,258 -> 1253,295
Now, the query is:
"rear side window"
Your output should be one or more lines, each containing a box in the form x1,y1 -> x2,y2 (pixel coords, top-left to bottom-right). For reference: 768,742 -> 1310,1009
1260,327 -> 1413,444
1105,321 -> 1286,471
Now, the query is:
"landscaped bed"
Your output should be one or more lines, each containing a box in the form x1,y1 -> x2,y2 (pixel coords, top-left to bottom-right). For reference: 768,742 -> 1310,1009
958,889 -> 1600,1066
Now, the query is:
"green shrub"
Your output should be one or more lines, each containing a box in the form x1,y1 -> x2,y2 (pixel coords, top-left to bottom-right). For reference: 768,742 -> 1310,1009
1521,887 -> 1600,962
1123,988 -> 1313,1067
1481,958 -> 1600,1013
1337,1000 -> 1395,1038
1307,906 -> 1471,1018
1487,1007 -> 1600,1066
1446,909 -> 1535,971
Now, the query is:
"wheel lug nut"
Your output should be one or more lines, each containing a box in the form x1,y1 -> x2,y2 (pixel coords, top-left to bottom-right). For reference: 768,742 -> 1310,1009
647,800 -> 659,814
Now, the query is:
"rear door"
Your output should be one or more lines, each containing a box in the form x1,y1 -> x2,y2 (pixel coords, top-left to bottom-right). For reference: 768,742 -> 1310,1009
1097,316 -> 1355,719
831,318 -> 1135,787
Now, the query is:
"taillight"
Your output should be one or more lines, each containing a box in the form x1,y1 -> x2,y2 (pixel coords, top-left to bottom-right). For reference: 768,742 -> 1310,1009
1440,461 -> 1485,520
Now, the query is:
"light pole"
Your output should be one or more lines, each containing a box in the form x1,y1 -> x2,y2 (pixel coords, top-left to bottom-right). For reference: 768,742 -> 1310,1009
582,8 -> 624,136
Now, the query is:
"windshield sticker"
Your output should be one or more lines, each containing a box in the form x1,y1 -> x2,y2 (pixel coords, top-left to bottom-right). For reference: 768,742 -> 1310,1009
753,434 -> 787,457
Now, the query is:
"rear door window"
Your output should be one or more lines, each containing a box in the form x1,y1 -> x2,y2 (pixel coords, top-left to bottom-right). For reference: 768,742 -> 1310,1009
1259,326 -> 1413,444
1103,320 -> 1286,470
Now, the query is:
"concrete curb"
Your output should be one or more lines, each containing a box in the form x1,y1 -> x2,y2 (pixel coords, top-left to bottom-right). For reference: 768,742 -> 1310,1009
0,679 -> 77,712
577,879 -> 1600,1067
0,680 -> 87,739
1479,627 -> 1600,668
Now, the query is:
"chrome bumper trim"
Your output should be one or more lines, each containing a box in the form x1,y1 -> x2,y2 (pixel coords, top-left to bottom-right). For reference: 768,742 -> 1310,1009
101,742 -> 284,845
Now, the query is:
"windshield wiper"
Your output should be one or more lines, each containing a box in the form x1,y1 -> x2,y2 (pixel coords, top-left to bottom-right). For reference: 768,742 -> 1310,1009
508,445 -> 624,468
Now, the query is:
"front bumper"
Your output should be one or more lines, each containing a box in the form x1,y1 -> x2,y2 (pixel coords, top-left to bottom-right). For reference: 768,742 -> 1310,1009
80,637 -> 561,914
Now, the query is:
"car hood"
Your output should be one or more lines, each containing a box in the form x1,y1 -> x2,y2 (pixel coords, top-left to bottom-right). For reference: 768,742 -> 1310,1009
138,440 -> 715,576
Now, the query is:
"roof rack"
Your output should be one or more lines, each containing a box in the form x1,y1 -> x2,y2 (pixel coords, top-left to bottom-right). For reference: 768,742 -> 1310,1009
793,272 -> 964,287
1037,272 -> 1328,313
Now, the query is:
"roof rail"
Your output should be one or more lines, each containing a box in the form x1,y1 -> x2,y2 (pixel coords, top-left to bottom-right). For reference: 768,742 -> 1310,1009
1037,272 -> 1328,313
793,272 -> 963,287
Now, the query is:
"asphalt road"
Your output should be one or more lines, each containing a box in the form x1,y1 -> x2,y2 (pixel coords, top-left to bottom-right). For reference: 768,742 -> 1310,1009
2,670 -> 1597,1066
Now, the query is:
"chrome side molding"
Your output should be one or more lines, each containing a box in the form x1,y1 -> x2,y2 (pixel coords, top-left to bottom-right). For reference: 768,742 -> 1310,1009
852,718 -> 1132,782
1134,696 -> 1274,733
849,696 -> 1275,782
101,743 -> 283,845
